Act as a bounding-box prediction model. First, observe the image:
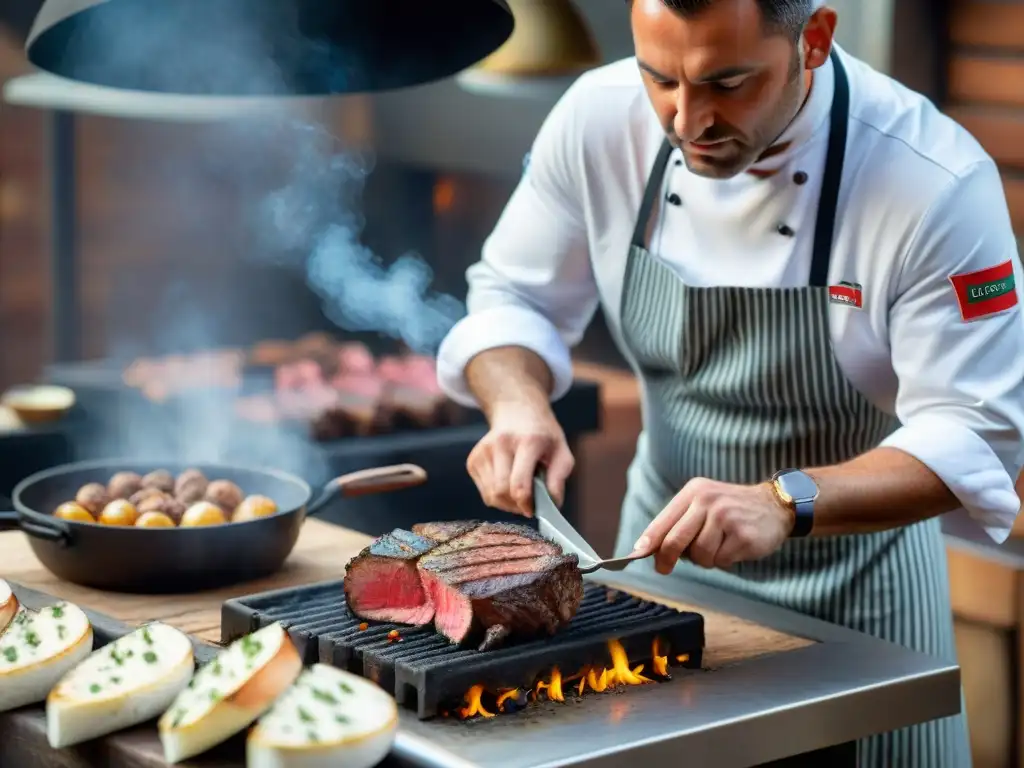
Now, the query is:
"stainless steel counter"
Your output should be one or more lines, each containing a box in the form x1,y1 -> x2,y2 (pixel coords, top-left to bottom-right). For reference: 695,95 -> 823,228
387,569 -> 961,768
2,569 -> 961,768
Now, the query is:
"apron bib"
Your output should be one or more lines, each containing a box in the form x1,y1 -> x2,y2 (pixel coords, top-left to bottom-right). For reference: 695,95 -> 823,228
613,52 -> 971,768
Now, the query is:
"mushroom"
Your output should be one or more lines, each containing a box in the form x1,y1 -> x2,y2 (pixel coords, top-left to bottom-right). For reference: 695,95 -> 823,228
204,479 -> 244,515
174,469 -> 208,505
129,487 -> 168,507
74,483 -> 111,517
107,471 -> 143,500
141,469 -> 175,494
137,494 -> 187,526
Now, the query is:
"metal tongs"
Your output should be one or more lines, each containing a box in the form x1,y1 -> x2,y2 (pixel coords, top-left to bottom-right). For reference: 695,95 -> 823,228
533,472 -> 653,574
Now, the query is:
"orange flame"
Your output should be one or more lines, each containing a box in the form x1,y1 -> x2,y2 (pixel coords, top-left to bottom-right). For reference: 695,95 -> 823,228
459,685 -> 495,719
455,636 -> 688,719
533,667 -> 565,702
652,638 -> 669,678
496,689 -> 520,711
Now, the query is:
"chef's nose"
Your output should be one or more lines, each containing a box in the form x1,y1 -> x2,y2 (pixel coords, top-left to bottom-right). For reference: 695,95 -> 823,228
673,87 -> 714,143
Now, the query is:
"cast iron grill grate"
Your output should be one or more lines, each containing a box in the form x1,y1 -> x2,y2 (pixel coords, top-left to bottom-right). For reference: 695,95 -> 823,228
221,579 -> 705,718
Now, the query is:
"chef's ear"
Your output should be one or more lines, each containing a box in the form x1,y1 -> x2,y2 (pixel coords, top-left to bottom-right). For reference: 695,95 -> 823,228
801,6 -> 838,70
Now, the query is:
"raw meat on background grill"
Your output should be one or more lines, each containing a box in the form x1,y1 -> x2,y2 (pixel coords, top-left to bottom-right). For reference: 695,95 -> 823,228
343,522 -> 584,651
238,343 -> 463,439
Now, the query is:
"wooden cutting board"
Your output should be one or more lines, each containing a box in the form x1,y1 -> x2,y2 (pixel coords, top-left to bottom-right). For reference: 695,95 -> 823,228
0,518 -> 813,768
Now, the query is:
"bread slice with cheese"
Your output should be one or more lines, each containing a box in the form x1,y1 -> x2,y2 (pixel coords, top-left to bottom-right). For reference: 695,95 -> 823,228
159,622 -> 302,764
47,622 -> 195,748
0,579 -> 19,635
247,663 -> 398,768
0,601 -> 93,713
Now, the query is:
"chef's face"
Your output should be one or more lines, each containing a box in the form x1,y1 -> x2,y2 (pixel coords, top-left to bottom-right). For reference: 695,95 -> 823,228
631,0 -> 837,178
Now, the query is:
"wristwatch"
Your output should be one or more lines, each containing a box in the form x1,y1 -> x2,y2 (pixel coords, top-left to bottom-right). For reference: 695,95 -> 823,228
770,469 -> 818,538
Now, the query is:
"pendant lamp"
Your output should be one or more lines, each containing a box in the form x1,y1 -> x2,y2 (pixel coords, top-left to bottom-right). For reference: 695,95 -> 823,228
456,0 -> 601,98
25,0 -> 515,96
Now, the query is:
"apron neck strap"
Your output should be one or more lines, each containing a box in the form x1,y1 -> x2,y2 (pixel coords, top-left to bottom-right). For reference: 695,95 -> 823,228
630,139 -> 675,249
807,48 -> 850,287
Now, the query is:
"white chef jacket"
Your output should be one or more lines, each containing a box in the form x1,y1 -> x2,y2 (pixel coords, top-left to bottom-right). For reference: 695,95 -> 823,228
436,45 -> 1024,543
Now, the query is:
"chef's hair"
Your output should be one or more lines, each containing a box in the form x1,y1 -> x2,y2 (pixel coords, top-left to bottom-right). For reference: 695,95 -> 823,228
629,0 -> 816,39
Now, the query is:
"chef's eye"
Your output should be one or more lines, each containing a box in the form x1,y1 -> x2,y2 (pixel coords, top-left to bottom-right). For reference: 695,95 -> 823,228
713,78 -> 746,92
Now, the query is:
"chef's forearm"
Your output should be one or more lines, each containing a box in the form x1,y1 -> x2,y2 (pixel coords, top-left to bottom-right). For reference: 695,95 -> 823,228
800,447 -> 961,536
464,346 -> 555,422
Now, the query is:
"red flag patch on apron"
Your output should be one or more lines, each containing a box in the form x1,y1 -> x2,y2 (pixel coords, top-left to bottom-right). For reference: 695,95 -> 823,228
948,260 -> 1018,322
828,281 -> 863,309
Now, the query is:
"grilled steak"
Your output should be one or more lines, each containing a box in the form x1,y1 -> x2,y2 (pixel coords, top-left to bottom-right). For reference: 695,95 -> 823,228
343,529 -> 439,625
410,521 -> 480,543
344,522 -> 584,650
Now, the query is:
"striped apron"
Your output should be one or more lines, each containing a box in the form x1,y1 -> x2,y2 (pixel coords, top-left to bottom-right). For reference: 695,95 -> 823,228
612,52 -> 971,767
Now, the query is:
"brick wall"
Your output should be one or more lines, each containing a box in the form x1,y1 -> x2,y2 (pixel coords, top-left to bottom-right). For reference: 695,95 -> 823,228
945,1 -> 1024,234
0,31 -> 382,389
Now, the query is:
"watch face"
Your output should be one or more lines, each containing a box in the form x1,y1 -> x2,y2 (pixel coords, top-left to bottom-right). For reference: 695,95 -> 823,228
777,471 -> 818,503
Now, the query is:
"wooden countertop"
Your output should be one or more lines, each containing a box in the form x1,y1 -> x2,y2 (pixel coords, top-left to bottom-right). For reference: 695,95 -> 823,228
0,518 -> 812,767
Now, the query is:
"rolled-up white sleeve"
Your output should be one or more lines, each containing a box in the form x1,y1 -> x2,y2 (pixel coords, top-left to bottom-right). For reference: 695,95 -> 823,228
436,81 -> 600,408
881,158 -> 1024,542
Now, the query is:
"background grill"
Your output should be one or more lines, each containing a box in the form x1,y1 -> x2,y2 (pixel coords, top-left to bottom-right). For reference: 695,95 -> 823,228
222,579 -> 705,718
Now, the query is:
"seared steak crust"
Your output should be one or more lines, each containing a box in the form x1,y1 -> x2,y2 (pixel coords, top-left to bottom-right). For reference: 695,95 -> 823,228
344,522 -> 584,650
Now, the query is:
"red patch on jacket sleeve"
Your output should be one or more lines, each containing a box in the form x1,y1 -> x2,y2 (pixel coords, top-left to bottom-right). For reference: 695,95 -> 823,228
948,260 -> 1018,322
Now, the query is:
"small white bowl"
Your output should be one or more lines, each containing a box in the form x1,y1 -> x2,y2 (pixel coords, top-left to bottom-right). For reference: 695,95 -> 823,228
1,385 -> 76,424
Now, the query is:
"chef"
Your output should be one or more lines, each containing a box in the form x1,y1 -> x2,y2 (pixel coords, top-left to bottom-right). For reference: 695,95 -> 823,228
435,0 -> 1024,764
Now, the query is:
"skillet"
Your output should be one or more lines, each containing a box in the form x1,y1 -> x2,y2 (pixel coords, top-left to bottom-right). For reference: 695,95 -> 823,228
0,458 -> 426,594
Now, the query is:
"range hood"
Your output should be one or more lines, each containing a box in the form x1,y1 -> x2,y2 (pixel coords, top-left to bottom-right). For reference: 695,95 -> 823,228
25,0 -> 515,95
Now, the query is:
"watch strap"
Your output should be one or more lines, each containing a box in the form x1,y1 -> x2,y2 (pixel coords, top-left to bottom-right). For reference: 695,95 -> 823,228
790,498 -> 815,538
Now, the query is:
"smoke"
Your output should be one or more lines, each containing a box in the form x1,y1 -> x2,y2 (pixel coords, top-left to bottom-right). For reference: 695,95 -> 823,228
244,117 -> 466,352
65,1 -> 466,480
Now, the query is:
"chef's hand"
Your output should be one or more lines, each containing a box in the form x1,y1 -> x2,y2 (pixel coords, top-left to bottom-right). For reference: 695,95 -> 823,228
633,479 -> 795,574
466,401 -> 574,517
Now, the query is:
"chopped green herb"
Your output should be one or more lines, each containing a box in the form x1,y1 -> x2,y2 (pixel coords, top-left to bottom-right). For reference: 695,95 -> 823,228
143,651 -> 158,664
339,682 -> 354,694
24,631 -> 40,648
211,661 -> 223,676
335,714 -> 350,724
241,636 -> 263,658
110,676 -> 122,685
51,605 -> 64,619
89,683 -> 101,694
171,709 -> 186,728
312,688 -> 338,705
57,625 -> 67,640
307,730 -> 319,743
14,611 -> 28,625
298,707 -> 315,724
109,648 -> 124,666
3,647 -> 17,663
208,690 -> 222,703
142,627 -> 153,645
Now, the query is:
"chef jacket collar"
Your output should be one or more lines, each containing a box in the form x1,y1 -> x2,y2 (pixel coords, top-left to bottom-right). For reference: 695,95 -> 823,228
747,48 -> 837,177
